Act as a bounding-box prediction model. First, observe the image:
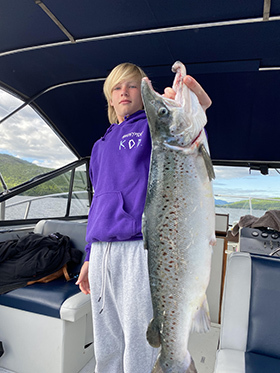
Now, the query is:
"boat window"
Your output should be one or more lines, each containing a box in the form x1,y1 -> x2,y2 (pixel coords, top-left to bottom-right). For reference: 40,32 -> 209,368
69,165 -> 90,217
1,164 -> 89,221
0,88 -> 77,190
213,166 -> 280,227
0,88 -> 90,221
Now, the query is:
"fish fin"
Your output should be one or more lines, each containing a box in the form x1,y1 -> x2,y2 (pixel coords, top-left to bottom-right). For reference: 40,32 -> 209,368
151,356 -> 164,373
198,144 -> 215,181
147,318 -> 161,348
187,357 -> 198,373
191,296 -> 211,333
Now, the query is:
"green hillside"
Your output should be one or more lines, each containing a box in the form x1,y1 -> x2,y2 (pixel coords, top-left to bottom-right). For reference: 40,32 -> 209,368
0,153 -> 53,188
0,153 -> 83,196
218,198 -> 280,210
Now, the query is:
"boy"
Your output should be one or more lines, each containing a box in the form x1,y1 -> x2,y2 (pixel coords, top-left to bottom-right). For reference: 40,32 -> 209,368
76,62 -> 211,373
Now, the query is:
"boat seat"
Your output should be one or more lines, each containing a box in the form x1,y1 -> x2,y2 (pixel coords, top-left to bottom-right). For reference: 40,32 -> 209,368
214,252 -> 280,373
0,219 -> 94,373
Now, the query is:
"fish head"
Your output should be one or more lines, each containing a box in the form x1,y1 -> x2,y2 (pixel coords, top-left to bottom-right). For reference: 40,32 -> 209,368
141,61 -> 207,148
141,77 -> 179,146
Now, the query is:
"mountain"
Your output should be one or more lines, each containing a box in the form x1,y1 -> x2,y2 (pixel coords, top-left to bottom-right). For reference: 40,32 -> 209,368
0,153 -> 87,197
215,199 -> 229,206
225,199 -> 280,210
0,153 -> 52,190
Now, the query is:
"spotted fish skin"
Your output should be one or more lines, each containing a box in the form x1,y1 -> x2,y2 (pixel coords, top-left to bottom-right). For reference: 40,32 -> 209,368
141,61 -> 216,373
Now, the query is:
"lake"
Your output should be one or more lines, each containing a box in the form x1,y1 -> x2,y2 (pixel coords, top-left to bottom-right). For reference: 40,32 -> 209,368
2,195 -> 89,220
1,195 -> 269,230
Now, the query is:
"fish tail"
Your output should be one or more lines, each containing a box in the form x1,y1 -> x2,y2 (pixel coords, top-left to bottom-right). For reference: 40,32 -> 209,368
186,357 -> 198,373
191,295 -> 211,333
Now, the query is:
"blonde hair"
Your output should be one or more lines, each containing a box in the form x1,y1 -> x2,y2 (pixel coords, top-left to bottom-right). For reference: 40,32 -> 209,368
103,62 -> 147,124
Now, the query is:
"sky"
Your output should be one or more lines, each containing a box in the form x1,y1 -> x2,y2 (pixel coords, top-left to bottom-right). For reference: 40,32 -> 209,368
0,89 -> 76,169
0,88 -> 279,201
213,166 -> 280,201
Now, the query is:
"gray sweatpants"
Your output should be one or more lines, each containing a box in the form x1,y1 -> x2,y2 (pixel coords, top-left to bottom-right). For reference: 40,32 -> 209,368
88,240 -> 159,373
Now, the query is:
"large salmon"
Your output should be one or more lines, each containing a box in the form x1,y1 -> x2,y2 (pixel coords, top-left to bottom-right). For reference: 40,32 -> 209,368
141,61 -> 216,373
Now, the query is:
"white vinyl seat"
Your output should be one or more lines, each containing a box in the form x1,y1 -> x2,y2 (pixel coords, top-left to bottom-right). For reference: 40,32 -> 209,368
214,251 -> 280,373
0,220 -> 94,373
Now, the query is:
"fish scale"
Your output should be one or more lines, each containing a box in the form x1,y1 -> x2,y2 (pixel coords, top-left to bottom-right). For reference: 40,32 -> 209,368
141,61 -> 216,373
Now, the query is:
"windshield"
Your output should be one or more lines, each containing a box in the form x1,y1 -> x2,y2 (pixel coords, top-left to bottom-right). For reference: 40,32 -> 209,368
213,166 -> 280,226
0,88 -> 77,189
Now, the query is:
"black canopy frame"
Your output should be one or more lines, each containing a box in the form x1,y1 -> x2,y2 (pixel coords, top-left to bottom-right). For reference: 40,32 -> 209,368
0,0 -> 280,168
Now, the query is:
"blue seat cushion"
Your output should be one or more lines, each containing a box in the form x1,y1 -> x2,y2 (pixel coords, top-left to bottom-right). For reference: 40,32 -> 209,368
245,352 -> 280,373
247,255 -> 280,358
0,277 -> 80,318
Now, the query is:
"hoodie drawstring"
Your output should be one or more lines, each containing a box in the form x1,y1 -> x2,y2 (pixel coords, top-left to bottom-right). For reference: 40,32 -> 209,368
98,242 -> 112,313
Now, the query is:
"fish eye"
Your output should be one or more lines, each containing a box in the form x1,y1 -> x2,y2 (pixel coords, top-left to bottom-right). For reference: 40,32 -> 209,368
158,107 -> 169,117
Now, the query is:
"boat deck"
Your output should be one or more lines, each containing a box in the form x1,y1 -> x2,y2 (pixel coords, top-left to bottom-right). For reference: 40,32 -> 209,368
189,323 -> 220,373
0,324 -> 220,373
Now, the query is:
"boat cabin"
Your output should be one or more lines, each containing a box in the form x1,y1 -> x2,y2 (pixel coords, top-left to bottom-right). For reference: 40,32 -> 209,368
0,1 -> 280,372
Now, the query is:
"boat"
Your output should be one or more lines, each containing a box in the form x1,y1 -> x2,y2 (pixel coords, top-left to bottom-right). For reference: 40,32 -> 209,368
0,1 -> 280,372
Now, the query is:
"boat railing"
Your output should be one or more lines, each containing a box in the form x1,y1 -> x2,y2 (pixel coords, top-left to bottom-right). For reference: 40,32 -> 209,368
0,190 -> 87,220
1,192 -> 278,222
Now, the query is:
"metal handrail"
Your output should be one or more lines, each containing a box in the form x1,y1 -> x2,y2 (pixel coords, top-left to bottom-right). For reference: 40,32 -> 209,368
4,191 -> 88,220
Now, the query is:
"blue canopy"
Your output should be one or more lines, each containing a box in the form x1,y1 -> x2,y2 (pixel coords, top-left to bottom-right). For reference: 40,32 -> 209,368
0,0 -> 280,168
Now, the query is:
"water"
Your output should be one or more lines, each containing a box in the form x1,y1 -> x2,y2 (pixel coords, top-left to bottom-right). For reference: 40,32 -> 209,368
1,195 -> 271,229
215,206 -> 267,226
2,195 -> 89,221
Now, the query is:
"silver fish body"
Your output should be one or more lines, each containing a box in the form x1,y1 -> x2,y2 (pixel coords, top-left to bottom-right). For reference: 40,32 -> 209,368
141,61 -> 216,373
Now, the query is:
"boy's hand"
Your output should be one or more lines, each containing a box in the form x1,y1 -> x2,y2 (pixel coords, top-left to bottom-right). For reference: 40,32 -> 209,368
76,261 -> 90,295
163,75 -> 212,112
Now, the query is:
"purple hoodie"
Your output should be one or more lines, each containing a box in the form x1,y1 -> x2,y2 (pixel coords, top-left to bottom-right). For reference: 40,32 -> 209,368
84,110 -> 151,260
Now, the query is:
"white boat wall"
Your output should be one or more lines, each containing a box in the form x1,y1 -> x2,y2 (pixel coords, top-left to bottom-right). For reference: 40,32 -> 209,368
0,1 -> 280,372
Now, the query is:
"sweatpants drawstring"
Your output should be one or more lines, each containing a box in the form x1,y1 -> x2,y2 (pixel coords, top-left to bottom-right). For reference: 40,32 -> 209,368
98,242 -> 111,314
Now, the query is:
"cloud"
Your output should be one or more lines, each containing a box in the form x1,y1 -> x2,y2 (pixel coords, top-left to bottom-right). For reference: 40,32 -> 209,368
213,166 -> 280,199
0,90 -> 21,117
214,166 -> 251,179
0,90 -> 76,169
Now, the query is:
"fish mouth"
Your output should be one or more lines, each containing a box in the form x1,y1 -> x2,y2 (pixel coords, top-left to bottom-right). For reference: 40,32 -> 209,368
141,62 -> 207,149
141,76 -> 153,91
141,77 -> 180,109
140,77 -> 159,105
141,61 -> 189,109
141,78 -> 161,126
